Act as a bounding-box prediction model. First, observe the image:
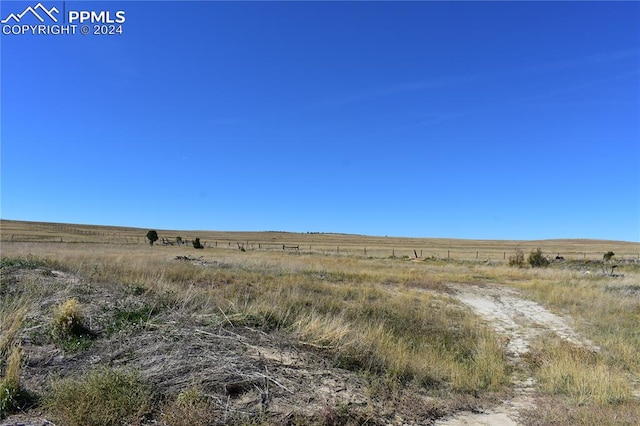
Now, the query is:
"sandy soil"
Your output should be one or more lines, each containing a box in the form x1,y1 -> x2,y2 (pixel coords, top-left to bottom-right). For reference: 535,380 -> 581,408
435,283 -> 598,426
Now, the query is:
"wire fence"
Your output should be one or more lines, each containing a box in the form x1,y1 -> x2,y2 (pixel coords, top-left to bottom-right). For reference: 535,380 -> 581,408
2,220 -> 639,262
4,231 -> 640,263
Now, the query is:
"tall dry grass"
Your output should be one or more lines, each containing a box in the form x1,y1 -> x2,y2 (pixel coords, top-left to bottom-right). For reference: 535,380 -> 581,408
2,236 -> 639,423
1,243 -> 510,395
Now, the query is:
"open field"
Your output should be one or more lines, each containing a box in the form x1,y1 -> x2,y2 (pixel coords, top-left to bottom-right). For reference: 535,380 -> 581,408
1,220 -> 639,425
2,220 -> 639,262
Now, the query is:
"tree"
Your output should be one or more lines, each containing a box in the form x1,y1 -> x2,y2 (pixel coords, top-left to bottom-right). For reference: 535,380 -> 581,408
192,238 -> 204,249
146,230 -> 159,246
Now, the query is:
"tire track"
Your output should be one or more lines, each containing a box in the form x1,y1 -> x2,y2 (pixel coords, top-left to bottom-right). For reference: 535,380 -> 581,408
435,283 -> 598,426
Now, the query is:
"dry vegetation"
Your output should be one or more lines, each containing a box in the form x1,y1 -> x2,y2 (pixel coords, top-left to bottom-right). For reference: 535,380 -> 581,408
1,220 -> 639,425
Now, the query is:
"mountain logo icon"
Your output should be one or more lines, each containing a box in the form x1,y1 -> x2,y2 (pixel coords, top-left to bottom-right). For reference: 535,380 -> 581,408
1,3 -> 59,24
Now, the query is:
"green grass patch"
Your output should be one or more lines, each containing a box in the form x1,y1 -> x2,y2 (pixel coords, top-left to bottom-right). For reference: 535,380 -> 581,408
45,368 -> 153,426
106,303 -> 157,335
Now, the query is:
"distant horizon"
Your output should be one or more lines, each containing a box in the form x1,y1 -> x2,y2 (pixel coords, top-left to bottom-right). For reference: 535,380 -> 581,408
2,1 -> 638,242
2,217 -> 638,244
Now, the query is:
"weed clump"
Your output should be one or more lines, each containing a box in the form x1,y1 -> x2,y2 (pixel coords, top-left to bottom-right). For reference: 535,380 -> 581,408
50,299 -> 95,351
51,299 -> 84,339
45,368 -> 153,426
0,345 -> 22,417
528,248 -> 550,268
508,249 -> 526,268
161,388 -> 217,426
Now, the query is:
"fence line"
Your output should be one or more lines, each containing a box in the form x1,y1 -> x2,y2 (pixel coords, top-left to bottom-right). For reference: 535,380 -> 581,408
4,233 -> 639,262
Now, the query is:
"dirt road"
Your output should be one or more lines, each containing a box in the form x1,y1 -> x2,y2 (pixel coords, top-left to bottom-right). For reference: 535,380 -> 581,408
435,283 -> 598,426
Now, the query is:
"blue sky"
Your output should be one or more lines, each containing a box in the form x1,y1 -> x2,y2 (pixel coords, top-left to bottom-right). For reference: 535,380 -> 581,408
1,1 -> 639,241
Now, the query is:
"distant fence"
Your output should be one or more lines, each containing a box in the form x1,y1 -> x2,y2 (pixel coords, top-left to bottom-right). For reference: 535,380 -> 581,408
3,226 -> 639,263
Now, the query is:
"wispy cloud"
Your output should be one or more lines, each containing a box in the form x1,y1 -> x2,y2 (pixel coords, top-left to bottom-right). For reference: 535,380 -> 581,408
521,47 -> 640,76
315,74 -> 483,109
314,47 -> 640,110
519,68 -> 639,103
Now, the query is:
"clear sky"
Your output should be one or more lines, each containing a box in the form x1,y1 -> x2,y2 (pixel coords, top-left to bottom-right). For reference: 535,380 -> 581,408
1,1 -> 639,241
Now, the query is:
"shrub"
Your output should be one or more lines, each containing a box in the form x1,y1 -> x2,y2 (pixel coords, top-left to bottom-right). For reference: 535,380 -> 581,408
51,299 -> 95,351
508,249 -> 526,268
51,299 -> 84,340
193,238 -> 204,249
603,251 -> 615,261
45,368 -> 153,426
528,248 -> 550,268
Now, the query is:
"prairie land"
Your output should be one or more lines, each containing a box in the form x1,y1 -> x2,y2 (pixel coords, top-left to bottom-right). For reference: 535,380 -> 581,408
1,220 -> 639,425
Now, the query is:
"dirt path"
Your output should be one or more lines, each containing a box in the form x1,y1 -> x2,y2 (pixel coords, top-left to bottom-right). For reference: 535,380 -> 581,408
435,283 -> 598,426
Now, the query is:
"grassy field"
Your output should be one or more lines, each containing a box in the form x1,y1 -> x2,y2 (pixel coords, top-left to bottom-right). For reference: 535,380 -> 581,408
2,219 -> 638,261
1,220 -> 639,425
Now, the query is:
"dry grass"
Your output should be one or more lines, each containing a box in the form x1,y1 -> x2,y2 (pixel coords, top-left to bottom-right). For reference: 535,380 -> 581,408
528,338 -> 631,405
1,220 -> 639,424
0,345 -> 23,416
511,270 -> 640,391
2,219 -> 638,261
50,299 -> 83,339
44,367 -> 153,426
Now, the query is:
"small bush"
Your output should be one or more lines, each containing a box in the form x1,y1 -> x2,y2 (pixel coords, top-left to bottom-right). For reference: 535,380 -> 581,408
45,368 -> 153,426
528,248 -> 550,268
603,251 -> 615,261
193,238 -> 204,249
51,299 -> 95,351
508,249 -> 526,268
51,299 -> 84,340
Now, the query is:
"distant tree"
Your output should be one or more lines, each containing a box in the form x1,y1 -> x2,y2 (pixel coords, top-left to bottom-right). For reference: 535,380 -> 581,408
193,238 -> 204,249
528,248 -> 550,268
603,251 -> 615,261
146,230 -> 159,246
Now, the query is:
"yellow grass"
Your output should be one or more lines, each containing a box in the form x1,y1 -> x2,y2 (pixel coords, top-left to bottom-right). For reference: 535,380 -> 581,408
1,219 -> 639,424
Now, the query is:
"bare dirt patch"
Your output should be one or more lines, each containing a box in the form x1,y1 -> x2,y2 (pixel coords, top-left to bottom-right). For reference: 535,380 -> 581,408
435,283 -> 598,426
